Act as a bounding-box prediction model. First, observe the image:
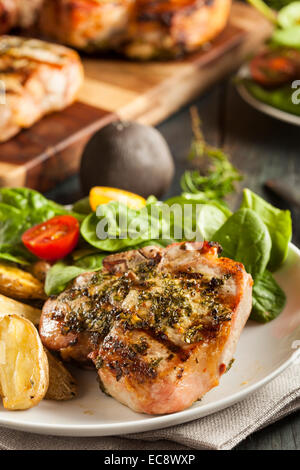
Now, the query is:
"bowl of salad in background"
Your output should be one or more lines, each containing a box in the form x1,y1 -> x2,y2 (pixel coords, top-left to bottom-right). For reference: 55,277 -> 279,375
237,1 -> 300,124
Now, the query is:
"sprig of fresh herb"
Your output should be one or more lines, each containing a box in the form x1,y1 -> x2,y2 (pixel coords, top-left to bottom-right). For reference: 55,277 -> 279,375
181,107 -> 242,200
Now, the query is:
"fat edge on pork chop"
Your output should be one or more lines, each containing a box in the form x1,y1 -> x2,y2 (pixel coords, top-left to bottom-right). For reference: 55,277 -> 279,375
40,241 -> 253,415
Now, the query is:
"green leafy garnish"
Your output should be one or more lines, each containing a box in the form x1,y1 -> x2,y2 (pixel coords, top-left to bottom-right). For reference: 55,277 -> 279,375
180,108 -> 242,201
272,25 -> 300,48
251,270 -> 286,322
80,199 -> 174,252
248,0 -> 300,47
241,189 -> 292,271
45,253 -> 106,296
244,79 -> 300,117
213,208 -> 272,280
72,196 -> 92,215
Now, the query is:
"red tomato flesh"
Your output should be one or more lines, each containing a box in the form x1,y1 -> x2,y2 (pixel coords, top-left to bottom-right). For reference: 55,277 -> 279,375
22,215 -> 80,261
250,51 -> 296,88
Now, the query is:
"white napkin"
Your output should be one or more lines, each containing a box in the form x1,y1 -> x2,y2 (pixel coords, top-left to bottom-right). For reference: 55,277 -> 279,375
0,362 -> 299,450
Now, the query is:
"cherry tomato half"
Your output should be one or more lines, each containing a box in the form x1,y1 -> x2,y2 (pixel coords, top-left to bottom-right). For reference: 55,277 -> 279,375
250,51 -> 296,88
22,215 -> 80,261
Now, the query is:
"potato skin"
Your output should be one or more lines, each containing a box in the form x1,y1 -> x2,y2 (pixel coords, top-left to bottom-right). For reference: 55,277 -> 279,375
0,263 -> 45,300
29,260 -> 51,283
45,349 -> 78,401
0,294 -> 41,325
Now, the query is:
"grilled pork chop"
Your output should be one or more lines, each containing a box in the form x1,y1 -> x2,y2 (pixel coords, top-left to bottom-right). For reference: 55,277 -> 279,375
38,0 -> 231,59
0,36 -> 83,142
40,241 -> 252,414
124,0 -> 232,59
39,0 -> 135,51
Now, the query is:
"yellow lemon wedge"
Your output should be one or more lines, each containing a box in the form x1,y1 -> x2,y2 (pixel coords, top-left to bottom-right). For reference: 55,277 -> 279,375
89,187 -> 146,211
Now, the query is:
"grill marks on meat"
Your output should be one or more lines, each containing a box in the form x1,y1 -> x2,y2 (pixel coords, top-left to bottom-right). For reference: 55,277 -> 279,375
37,0 -> 232,59
0,35 -> 83,142
40,241 -> 252,414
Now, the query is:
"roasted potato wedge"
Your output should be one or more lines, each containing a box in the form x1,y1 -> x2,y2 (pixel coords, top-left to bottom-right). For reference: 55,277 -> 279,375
29,260 -> 51,283
0,294 -> 41,326
0,314 -> 49,410
0,263 -> 45,300
45,349 -> 77,401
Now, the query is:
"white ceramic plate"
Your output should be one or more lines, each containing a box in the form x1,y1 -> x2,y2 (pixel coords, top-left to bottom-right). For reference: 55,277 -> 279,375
236,64 -> 300,127
0,244 -> 299,437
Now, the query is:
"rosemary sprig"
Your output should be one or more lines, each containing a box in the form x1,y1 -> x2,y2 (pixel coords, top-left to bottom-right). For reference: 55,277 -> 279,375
181,107 -> 242,201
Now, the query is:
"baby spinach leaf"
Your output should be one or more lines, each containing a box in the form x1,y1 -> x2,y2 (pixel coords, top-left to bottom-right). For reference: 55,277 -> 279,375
241,189 -> 292,271
194,204 -> 229,241
0,245 -> 35,265
213,208 -> 272,279
251,270 -> 286,323
72,196 -> 92,215
80,200 -> 175,252
165,193 -> 232,217
277,1 -> 300,28
0,188 -> 81,223
45,253 -> 106,296
272,25 -> 300,48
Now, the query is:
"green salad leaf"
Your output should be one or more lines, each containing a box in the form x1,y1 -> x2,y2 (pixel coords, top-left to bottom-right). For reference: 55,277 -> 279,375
241,189 -> 292,271
0,245 -> 35,265
213,208 -> 272,279
277,1 -> 300,28
165,193 -> 232,216
72,196 -> 92,215
165,195 -> 230,241
248,1 -> 300,47
0,188 -> 84,265
244,80 -> 300,117
80,199 -> 175,252
251,270 -> 286,322
272,25 -> 300,48
45,253 -> 106,296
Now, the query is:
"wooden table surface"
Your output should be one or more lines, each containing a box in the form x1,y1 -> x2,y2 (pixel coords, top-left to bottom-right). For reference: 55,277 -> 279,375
46,78 -> 300,450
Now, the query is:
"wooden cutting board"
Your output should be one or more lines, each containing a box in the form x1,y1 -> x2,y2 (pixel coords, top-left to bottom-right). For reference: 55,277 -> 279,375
0,2 -> 272,192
